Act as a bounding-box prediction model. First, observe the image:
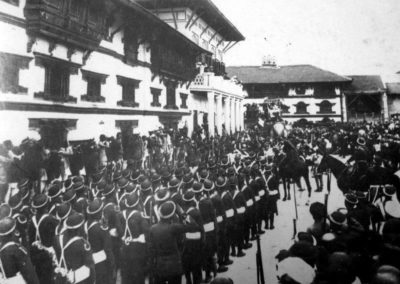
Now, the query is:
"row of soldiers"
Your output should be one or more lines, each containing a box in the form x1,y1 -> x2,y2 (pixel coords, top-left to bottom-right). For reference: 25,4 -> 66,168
0,149 -> 281,284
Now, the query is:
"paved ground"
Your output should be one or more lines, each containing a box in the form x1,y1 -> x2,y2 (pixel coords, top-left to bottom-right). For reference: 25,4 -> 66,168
218,156 -> 347,284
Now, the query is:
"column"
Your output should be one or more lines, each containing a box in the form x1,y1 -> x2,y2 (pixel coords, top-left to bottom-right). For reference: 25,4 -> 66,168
230,97 -> 235,134
341,94 -> 348,122
216,94 -> 223,136
382,92 -> 389,122
235,99 -> 240,131
207,92 -> 215,137
225,97 -> 231,135
240,100 -> 245,130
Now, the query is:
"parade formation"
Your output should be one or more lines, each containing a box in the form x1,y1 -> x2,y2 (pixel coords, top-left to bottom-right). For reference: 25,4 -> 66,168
1,115 -> 400,284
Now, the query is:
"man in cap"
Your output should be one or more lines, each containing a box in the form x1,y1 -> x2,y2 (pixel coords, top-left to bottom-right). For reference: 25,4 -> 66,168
210,178 -> 229,273
148,201 -> 199,284
54,213 -> 95,284
218,176 -> 235,267
181,190 -> 204,284
102,183 -> 122,272
0,217 -> 39,284
86,198 -> 115,284
120,193 -> 150,284
198,180 -> 218,282
140,179 -> 154,220
229,176 -> 246,258
28,193 -> 59,284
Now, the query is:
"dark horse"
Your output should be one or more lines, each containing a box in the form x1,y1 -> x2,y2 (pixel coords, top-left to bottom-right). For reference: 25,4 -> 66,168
276,152 -> 312,201
317,154 -> 371,194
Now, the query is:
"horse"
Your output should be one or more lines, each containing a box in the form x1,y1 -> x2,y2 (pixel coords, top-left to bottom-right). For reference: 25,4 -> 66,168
317,154 -> 371,194
275,152 -> 312,201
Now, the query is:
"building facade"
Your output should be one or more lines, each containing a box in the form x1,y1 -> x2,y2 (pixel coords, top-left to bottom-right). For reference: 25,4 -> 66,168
343,75 -> 388,122
137,0 -> 247,137
0,0 -> 245,147
227,63 -> 351,124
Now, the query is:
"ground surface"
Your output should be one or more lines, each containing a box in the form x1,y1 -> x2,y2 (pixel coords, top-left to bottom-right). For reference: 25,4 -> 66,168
218,155 -> 347,284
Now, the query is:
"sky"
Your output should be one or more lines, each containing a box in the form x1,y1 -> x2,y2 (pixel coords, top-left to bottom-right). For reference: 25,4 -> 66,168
213,0 -> 400,82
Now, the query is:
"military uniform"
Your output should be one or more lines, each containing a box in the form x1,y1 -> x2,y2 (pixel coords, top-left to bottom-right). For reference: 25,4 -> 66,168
120,193 -> 150,284
0,217 -> 39,284
148,201 -> 198,284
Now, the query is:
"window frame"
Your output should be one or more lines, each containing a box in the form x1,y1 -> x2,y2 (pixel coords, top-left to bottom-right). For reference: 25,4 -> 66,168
116,75 -> 140,108
81,70 -> 108,103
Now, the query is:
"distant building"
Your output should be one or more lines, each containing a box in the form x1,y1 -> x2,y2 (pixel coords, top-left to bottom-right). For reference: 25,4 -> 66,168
343,76 -> 387,122
386,83 -> 400,117
226,63 -> 351,123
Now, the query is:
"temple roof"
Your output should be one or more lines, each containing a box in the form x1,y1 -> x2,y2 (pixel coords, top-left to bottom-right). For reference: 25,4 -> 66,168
344,75 -> 385,94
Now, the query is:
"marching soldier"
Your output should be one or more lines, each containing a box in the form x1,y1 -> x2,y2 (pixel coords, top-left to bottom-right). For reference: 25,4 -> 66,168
102,183 -> 122,272
238,168 -> 256,248
86,199 -> 115,284
54,213 -> 95,284
229,176 -> 246,258
181,190 -> 204,284
218,177 -> 235,267
148,201 -> 199,284
139,179 -> 154,219
0,217 -> 39,284
28,193 -> 59,284
198,180 -> 218,282
210,178 -> 229,273
120,193 -> 150,284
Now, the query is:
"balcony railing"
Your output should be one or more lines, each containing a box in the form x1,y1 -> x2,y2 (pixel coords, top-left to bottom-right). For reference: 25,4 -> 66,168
191,73 -> 244,97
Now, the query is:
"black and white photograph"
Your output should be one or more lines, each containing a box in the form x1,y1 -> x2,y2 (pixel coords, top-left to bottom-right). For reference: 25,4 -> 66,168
0,0 -> 400,283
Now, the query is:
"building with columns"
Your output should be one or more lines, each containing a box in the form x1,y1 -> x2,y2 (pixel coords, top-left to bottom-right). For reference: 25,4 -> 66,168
0,0 -> 245,147
136,0 -> 247,137
227,63 -> 352,124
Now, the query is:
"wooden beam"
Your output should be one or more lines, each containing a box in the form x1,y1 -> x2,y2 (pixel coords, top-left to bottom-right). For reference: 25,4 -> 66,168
208,28 -> 223,44
216,37 -> 225,48
185,9 -> 197,28
347,94 -> 361,107
224,41 -> 238,53
171,7 -> 178,30
200,25 -> 209,37
222,41 -> 232,52
189,12 -> 204,29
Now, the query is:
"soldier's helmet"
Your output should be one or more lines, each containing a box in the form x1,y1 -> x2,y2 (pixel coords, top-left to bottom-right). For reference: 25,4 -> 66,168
159,201 -> 176,220
65,213 -> 85,230
192,182 -> 203,194
215,176 -> 227,188
0,217 -> 16,237
140,179 -> 152,192
155,188 -> 171,203
32,193 -> 49,209
125,193 -> 140,209
203,179 -> 214,192
87,199 -> 103,215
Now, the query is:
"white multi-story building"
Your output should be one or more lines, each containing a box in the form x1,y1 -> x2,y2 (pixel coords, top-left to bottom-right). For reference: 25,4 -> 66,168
136,0 -> 247,136
0,0 -> 245,148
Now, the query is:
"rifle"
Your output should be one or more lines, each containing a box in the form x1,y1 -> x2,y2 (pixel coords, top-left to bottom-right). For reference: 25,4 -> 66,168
256,235 -> 265,284
292,218 -> 297,240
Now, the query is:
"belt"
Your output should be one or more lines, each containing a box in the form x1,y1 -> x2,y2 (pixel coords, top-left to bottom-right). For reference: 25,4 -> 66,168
204,222 -> 215,232
93,250 -> 107,264
246,200 -> 254,207
269,190 -> 279,196
225,209 -> 234,218
259,190 -> 266,196
71,265 -> 90,283
185,232 -> 201,240
237,207 -> 245,214
255,196 -> 261,201
109,228 -> 118,237
124,234 -> 146,244
216,216 -> 223,223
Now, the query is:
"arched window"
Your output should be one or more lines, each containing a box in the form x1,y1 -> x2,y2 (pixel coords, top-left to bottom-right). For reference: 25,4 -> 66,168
317,100 -> 335,114
295,101 -> 309,114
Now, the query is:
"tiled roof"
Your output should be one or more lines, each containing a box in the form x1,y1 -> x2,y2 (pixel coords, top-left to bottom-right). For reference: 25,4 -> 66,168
387,83 -> 400,94
344,75 -> 385,94
226,65 -> 351,84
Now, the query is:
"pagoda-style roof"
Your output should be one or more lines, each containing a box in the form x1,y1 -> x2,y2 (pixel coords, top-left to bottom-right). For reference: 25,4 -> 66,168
226,65 -> 351,85
136,0 -> 245,41
344,75 -> 385,94
115,0 -> 210,54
